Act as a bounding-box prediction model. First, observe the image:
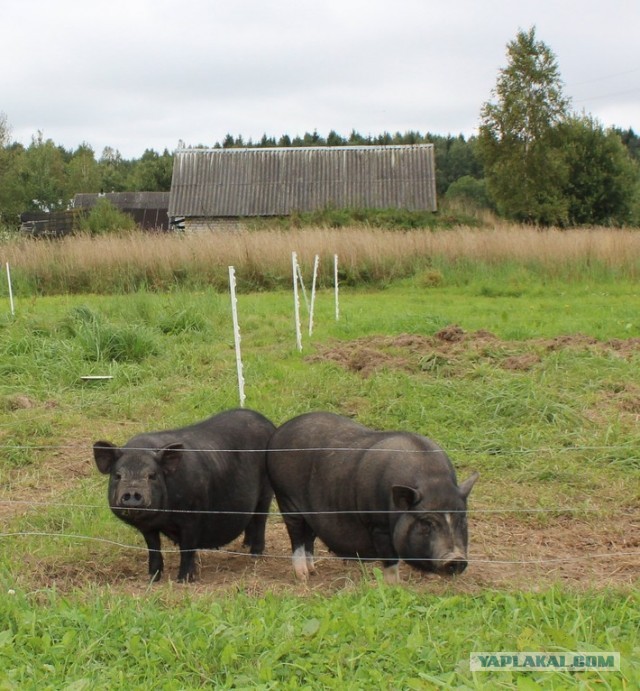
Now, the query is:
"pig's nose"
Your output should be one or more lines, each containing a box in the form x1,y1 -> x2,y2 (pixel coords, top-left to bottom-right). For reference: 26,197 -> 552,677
121,491 -> 144,508
441,553 -> 468,575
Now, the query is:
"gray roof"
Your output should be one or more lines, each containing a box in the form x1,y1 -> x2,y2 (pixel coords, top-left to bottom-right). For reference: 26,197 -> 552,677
168,145 -> 436,218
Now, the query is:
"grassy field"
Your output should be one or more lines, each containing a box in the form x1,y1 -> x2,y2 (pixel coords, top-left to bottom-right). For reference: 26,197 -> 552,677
0,228 -> 639,687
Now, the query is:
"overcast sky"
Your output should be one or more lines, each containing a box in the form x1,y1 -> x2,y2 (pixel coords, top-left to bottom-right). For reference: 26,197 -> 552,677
2,0 -> 638,159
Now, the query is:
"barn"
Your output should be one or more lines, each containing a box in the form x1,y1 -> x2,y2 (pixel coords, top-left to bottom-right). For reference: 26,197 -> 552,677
168,145 -> 437,232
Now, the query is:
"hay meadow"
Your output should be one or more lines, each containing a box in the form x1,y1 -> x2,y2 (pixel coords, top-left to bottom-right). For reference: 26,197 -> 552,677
0,224 -> 639,688
4,223 -> 640,295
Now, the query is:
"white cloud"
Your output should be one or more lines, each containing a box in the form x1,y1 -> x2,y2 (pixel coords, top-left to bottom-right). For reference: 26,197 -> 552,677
1,0 -> 637,157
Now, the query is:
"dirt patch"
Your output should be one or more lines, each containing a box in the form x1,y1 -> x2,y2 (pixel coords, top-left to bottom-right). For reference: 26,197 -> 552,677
307,326 -> 640,379
0,444 -> 93,522
9,506 -> 639,597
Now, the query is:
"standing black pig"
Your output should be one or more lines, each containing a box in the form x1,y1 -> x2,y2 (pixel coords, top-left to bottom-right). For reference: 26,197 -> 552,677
267,411 -> 478,584
94,409 -> 275,582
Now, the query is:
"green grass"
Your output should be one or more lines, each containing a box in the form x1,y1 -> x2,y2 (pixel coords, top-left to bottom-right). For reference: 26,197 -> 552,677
1,278 -> 639,687
0,581 -> 637,688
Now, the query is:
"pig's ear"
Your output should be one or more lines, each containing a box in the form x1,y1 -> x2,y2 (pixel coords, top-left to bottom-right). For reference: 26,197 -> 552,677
392,485 -> 422,510
458,472 -> 479,499
93,441 -> 120,474
156,443 -> 184,475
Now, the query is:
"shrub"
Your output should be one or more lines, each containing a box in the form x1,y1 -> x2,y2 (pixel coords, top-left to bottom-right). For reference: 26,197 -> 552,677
445,176 -> 493,211
75,198 -> 137,236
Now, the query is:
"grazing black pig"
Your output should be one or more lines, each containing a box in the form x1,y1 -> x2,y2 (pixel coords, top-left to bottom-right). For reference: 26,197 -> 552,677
267,412 -> 478,584
94,409 -> 275,582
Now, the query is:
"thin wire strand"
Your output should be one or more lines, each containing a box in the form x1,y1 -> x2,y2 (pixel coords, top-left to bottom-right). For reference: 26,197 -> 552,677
0,499 -> 637,516
1,442 -> 639,455
0,532 -> 637,566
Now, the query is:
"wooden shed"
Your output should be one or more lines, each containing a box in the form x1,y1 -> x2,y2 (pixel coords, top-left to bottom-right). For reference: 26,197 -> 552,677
168,145 -> 437,231
73,192 -> 170,230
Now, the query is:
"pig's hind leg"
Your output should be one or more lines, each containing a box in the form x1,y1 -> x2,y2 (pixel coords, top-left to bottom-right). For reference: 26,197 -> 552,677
286,516 -> 317,581
243,484 -> 273,555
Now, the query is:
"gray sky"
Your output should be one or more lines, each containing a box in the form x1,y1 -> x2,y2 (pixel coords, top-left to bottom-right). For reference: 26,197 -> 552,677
2,0 -> 638,159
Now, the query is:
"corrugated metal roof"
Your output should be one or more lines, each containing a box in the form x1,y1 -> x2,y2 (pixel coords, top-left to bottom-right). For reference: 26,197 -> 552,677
168,145 -> 437,217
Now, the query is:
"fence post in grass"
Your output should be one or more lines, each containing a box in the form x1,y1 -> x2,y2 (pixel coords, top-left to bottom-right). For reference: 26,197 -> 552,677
296,261 -> 309,312
334,253 -> 339,321
6,263 -> 14,316
309,254 -> 319,336
228,266 -> 246,408
292,252 -> 303,351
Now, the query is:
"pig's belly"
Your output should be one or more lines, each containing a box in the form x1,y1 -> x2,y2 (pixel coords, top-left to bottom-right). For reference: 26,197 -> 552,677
308,515 -> 381,559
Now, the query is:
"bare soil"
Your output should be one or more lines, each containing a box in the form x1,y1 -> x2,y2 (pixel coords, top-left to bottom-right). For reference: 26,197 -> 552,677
14,509 -> 638,597
307,326 -> 640,378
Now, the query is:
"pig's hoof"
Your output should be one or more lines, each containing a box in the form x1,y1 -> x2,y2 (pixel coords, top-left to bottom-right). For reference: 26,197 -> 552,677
383,564 -> 400,585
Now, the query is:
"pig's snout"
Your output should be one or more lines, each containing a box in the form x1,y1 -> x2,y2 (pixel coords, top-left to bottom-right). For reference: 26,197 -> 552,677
121,491 -> 145,507
115,486 -> 149,511
439,552 -> 468,576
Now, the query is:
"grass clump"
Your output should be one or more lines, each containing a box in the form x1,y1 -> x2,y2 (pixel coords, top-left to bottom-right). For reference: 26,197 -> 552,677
62,305 -> 158,363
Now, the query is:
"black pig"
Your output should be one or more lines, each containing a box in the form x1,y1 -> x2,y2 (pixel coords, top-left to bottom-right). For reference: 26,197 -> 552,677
94,409 -> 275,582
267,412 -> 478,584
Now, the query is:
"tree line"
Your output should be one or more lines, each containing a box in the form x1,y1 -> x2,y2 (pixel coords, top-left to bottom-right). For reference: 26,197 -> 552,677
477,27 -> 639,226
0,121 -> 485,228
0,27 -> 638,229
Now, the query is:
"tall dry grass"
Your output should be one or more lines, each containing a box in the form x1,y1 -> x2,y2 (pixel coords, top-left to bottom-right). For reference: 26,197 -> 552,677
2,224 -> 640,294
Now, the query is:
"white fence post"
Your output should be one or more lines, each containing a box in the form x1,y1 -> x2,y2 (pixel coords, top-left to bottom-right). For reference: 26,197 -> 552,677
308,254 -> 319,336
296,261 -> 309,312
334,254 -> 339,321
292,252 -> 303,351
228,266 -> 246,408
6,263 -> 14,316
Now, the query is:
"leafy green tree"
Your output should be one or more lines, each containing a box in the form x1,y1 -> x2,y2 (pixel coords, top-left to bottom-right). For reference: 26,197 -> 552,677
373,131 -> 394,146
478,27 -> 570,224
67,143 -> 101,194
326,130 -> 346,146
130,148 -> 173,191
614,127 -> 640,164
301,130 -> 324,146
347,129 -> 369,145
561,115 -> 640,225
433,135 -> 483,197
0,143 -> 29,227
259,134 -> 277,147
0,114 -> 29,226
445,175 -> 493,210
98,147 -> 129,192
23,131 -> 69,211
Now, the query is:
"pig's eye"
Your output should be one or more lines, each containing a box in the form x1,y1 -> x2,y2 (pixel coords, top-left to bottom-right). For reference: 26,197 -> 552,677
115,472 -> 122,480
148,472 -> 157,480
